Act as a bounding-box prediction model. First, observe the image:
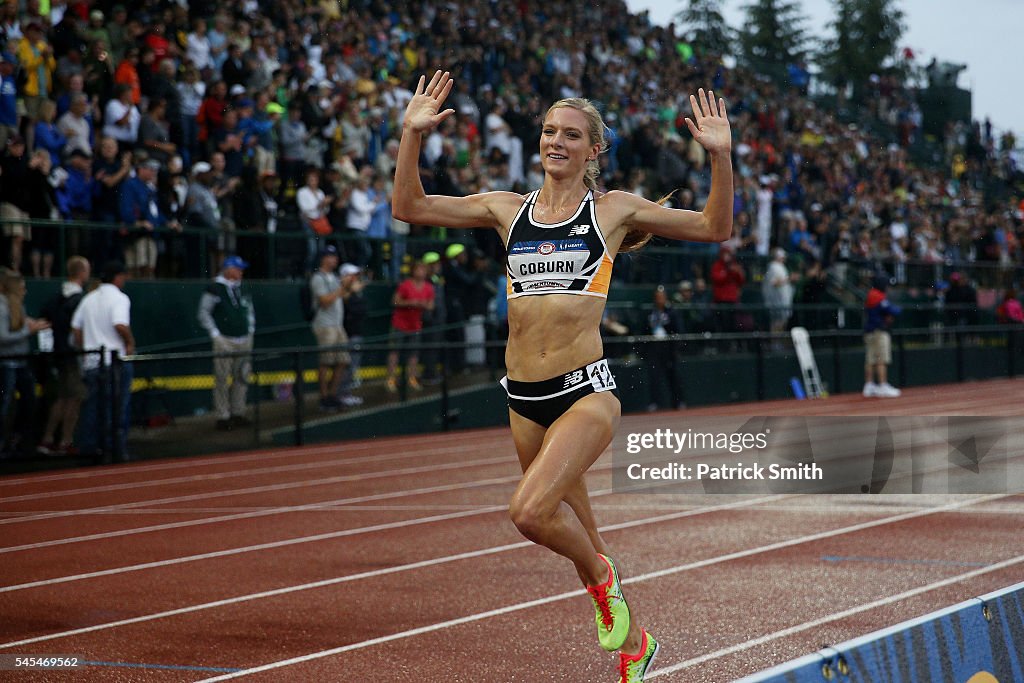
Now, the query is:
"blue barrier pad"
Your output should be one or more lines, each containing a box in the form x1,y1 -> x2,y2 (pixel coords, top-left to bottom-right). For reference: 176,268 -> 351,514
737,581 -> 1024,682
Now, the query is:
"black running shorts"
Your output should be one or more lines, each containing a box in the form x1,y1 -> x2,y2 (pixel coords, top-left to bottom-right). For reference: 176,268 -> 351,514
501,358 -> 619,428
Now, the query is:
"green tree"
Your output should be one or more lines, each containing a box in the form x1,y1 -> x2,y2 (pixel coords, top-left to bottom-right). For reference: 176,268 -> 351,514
737,0 -> 809,82
819,0 -> 905,97
675,0 -> 733,58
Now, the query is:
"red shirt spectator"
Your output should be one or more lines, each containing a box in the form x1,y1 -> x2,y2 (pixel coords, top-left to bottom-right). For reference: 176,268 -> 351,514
144,26 -> 171,72
710,247 -> 746,303
391,267 -> 434,333
197,81 -> 228,143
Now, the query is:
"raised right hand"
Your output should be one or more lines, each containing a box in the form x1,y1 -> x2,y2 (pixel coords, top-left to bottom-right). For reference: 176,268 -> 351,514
402,70 -> 455,134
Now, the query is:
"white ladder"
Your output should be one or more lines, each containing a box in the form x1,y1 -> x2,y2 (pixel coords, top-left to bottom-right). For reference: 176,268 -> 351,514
790,327 -> 825,399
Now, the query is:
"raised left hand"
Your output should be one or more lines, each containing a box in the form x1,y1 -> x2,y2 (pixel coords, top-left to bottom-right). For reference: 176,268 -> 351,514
684,88 -> 731,157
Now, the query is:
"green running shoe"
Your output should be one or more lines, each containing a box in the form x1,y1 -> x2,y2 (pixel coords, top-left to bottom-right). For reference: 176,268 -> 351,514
586,553 -> 631,651
618,630 -> 659,682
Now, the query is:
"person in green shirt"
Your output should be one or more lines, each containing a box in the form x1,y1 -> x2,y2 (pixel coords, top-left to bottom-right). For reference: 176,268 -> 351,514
197,255 -> 255,430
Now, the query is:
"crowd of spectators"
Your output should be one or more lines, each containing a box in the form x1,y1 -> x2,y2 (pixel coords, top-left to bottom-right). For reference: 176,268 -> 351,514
0,0 -> 1020,320
0,0 -> 1021,455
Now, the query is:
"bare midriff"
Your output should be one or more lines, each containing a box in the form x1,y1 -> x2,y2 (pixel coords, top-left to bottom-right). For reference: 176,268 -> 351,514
505,294 -> 606,382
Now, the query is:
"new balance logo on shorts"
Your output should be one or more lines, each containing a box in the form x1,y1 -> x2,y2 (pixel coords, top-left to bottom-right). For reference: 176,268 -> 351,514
563,369 -> 585,388
568,224 -> 590,236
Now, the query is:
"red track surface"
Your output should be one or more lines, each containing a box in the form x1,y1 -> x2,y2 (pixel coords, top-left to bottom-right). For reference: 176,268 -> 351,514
1,379 -> 1022,682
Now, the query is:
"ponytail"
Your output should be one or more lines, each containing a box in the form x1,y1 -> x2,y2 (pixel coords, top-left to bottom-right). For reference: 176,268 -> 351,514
618,190 -> 677,253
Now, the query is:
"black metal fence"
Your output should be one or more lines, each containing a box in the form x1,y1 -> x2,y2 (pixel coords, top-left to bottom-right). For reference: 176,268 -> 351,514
2,323 -> 1020,471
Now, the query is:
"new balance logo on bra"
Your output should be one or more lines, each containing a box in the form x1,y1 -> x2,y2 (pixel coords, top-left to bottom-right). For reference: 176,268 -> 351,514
504,190 -> 613,299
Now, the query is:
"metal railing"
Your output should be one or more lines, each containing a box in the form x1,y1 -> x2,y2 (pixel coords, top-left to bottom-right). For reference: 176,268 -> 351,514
1,322 -> 1020,471
3,217 -> 1023,288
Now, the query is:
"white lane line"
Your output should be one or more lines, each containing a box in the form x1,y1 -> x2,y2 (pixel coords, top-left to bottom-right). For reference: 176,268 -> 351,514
187,494 -> 1006,681
0,503 -> 507,515
0,491 -> 783,593
646,552 -> 1024,678
0,428 -> 510,486
0,474 -> 524,554
0,455 -> 513,528
0,495 -> 784,648
0,441 -> 493,503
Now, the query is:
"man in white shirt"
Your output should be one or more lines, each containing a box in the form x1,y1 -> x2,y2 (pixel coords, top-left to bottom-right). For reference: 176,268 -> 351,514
102,83 -> 140,148
186,18 -> 212,71
345,169 -> 381,267
71,260 -> 135,461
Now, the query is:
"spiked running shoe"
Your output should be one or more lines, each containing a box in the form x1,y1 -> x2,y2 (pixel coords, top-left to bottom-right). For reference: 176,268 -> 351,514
618,629 -> 659,682
587,554 -> 631,651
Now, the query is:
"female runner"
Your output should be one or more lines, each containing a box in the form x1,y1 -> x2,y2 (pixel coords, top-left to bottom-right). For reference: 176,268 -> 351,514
393,70 -> 733,682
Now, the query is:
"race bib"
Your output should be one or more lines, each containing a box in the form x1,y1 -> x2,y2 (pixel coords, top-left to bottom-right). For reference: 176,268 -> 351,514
586,359 -> 616,392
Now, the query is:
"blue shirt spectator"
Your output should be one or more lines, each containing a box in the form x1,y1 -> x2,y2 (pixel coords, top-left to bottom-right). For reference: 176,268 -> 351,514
34,117 -> 68,166
0,53 -> 17,130
57,150 -> 93,218
119,160 -> 166,228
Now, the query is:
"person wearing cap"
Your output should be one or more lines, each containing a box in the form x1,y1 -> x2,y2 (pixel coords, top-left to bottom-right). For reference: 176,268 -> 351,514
84,10 -> 111,55
119,157 -> 177,278
673,278 -> 710,336
440,242 -> 477,373
184,161 -> 222,276
762,247 -> 796,345
863,274 -> 902,398
418,251 -> 446,383
386,258 -> 434,393
309,245 -> 357,410
72,260 -> 135,461
198,255 -> 255,430
236,96 -> 275,174
338,263 -> 366,400
0,51 -> 17,149
394,71 -> 733,670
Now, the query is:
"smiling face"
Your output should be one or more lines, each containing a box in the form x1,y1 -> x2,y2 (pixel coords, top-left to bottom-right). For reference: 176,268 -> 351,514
539,105 -> 601,182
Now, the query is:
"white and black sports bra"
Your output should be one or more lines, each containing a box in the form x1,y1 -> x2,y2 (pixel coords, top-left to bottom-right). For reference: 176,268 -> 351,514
504,189 -> 614,299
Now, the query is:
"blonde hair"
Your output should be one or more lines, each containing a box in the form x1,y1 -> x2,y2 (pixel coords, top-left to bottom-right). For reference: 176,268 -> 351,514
67,255 -> 90,280
544,99 -> 652,253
